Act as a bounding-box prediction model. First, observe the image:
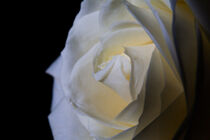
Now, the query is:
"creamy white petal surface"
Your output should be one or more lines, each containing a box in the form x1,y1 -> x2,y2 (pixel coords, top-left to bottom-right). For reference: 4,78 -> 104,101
100,54 -> 132,102
48,99 -> 93,140
46,0 -> 196,139
125,0 -> 180,79
61,11 -> 103,98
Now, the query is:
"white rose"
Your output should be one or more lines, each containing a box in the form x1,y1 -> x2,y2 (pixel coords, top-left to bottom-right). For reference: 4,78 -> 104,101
47,0 -> 198,139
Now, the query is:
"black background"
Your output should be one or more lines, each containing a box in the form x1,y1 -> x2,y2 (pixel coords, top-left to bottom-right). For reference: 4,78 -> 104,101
7,0 -> 210,140
9,1 -> 82,139
26,2 -> 82,140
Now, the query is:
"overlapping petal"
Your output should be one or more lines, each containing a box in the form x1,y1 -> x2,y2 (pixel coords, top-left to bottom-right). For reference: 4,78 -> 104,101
61,11 -> 104,97
124,0 -> 180,80
172,0 -> 198,111
99,54 -> 132,103
48,78 -> 93,140
75,0 -> 107,23
99,0 -> 138,30
47,0 -> 192,139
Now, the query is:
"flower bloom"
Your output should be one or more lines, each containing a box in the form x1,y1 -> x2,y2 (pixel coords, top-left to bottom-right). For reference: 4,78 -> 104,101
47,0 -> 200,139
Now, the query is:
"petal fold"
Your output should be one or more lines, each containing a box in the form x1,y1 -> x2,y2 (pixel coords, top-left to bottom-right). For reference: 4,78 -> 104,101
69,43 -> 129,121
61,11 -> 103,96
124,0 -> 180,80
48,99 -> 93,140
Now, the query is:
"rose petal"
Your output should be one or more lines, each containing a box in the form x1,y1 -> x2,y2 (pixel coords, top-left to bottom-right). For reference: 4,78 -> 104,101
126,0 -> 173,39
124,0 -> 180,80
75,112 -> 125,138
101,27 -> 152,50
46,56 -> 62,79
112,45 -> 155,126
145,0 -> 181,78
50,79 -> 65,111
94,27 -> 152,70
48,99 -> 93,140
116,48 -> 163,126
75,0 -> 106,23
110,21 -> 141,32
172,0 -> 198,111
135,50 -> 185,134
160,0 -> 172,10
134,93 -> 187,140
76,112 -> 137,139
69,43 -> 129,121
125,44 -> 155,99
101,54 -> 132,103
185,0 -> 210,34
160,53 -> 184,111
61,11 -> 103,97
46,57 -> 64,111
148,0 -> 173,40
127,0 -> 148,9
94,57 -> 116,81
115,80 -> 146,125
111,126 -> 137,140
99,0 -> 137,30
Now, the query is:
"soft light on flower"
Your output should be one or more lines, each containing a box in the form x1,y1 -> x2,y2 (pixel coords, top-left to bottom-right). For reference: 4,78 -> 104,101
47,0 -> 200,139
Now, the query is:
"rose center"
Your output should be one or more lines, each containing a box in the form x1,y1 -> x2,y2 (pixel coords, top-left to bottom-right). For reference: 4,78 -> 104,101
94,51 -> 133,103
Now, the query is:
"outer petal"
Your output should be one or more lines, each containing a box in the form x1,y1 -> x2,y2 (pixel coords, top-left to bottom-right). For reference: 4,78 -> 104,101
172,0 -> 198,111
134,94 -> 187,140
115,47 -> 164,133
148,0 -> 173,45
160,53 -> 184,111
185,0 -> 210,35
75,0 -> 106,23
76,113 -> 124,138
160,0 -> 172,9
48,95 -> 93,140
47,58 -> 93,139
50,79 -> 64,111
135,51 -> 186,136
110,126 -> 137,140
99,0 -> 138,30
46,57 -> 64,111
124,0 -> 180,80
61,11 -> 103,96
115,81 -> 147,125
114,45 -> 156,127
